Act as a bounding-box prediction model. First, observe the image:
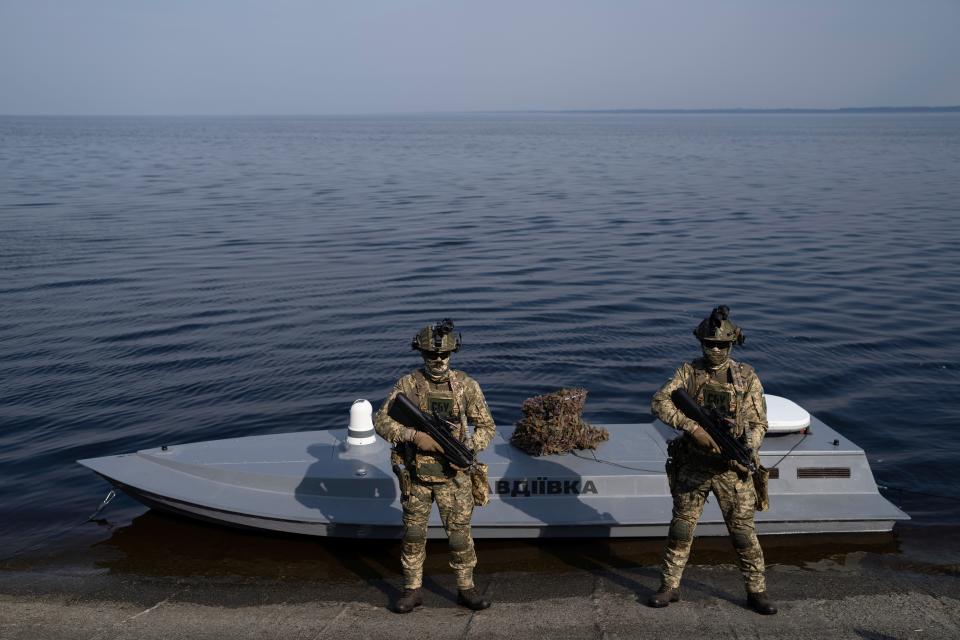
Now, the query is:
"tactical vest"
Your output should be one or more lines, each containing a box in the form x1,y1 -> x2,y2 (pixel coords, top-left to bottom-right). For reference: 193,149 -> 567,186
676,359 -> 750,465
687,359 -> 749,436
407,369 -> 470,482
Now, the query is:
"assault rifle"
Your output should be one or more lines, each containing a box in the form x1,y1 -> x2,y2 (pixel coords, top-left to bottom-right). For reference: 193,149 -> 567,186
670,388 -> 757,474
388,393 -> 475,469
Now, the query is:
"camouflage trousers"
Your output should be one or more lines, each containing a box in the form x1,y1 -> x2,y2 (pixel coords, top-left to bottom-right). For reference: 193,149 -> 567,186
402,471 -> 476,590
659,464 -> 766,593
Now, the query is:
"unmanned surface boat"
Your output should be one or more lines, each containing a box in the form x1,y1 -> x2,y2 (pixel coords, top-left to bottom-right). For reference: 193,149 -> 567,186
78,396 -> 908,539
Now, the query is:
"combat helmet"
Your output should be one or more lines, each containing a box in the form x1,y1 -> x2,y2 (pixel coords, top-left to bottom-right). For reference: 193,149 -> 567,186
693,306 -> 745,345
411,318 -> 462,353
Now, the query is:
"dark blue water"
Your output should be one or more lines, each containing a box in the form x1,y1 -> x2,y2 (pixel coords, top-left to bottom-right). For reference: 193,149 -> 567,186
2,113 -> 959,557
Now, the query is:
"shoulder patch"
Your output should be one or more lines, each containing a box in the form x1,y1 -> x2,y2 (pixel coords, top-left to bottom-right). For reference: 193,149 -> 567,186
737,361 -> 756,376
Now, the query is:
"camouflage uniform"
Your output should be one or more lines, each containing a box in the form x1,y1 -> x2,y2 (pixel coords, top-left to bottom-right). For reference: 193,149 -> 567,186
374,367 -> 495,590
651,356 -> 769,594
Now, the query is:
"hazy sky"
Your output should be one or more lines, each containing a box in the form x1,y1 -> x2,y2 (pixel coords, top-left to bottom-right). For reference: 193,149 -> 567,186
2,0 -> 958,115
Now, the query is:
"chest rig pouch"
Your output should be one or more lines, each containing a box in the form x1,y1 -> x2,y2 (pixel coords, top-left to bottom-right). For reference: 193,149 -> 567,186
696,361 -> 747,439
426,388 -> 455,420
701,379 -> 737,419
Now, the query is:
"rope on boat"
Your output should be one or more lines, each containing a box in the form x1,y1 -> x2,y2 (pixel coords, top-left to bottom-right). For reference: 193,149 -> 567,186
570,449 -> 663,473
572,430 -> 810,474
86,489 -> 117,522
765,432 -> 809,470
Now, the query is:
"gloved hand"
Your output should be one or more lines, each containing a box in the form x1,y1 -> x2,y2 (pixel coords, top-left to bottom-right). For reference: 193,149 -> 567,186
412,431 -> 443,454
729,460 -> 751,476
689,425 -> 721,454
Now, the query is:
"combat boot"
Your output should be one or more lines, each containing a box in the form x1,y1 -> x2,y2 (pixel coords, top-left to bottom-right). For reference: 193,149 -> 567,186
457,587 -> 491,611
393,588 -> 423,614
747,591 -> 778,615
647,588 -> 680,608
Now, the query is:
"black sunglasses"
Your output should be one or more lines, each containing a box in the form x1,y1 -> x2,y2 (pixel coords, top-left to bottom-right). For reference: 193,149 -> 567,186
702,340 -> 731,350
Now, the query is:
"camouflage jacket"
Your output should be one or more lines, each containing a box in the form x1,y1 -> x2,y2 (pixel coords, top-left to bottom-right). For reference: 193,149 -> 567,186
374,368 -> 495,482
651,358 -> 768,456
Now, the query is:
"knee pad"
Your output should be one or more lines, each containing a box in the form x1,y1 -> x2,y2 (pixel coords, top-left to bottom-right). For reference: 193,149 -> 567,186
669,518 -> 695,542
731,531 -> 753,550
404,521 -> 427,544
448,530 -> 471,552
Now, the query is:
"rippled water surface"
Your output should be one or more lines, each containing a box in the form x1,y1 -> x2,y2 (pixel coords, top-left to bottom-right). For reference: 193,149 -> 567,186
2,113 -> 959,556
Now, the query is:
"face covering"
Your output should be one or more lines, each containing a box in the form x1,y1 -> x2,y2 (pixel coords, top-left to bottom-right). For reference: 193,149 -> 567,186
422,352 -> 451,381
702,341 -> 732,368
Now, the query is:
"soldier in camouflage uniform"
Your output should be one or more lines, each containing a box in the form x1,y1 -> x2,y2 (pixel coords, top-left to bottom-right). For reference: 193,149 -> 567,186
374,319 -> 496,613
648,306 -> 778,615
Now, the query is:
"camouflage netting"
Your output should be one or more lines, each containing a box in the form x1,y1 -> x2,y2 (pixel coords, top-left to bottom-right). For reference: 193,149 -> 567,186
511,388 -> 609,456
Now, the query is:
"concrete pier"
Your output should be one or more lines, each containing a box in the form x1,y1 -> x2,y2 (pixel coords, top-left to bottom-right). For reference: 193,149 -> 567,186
2,523 -> 958,639
0,542 -> 960,640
